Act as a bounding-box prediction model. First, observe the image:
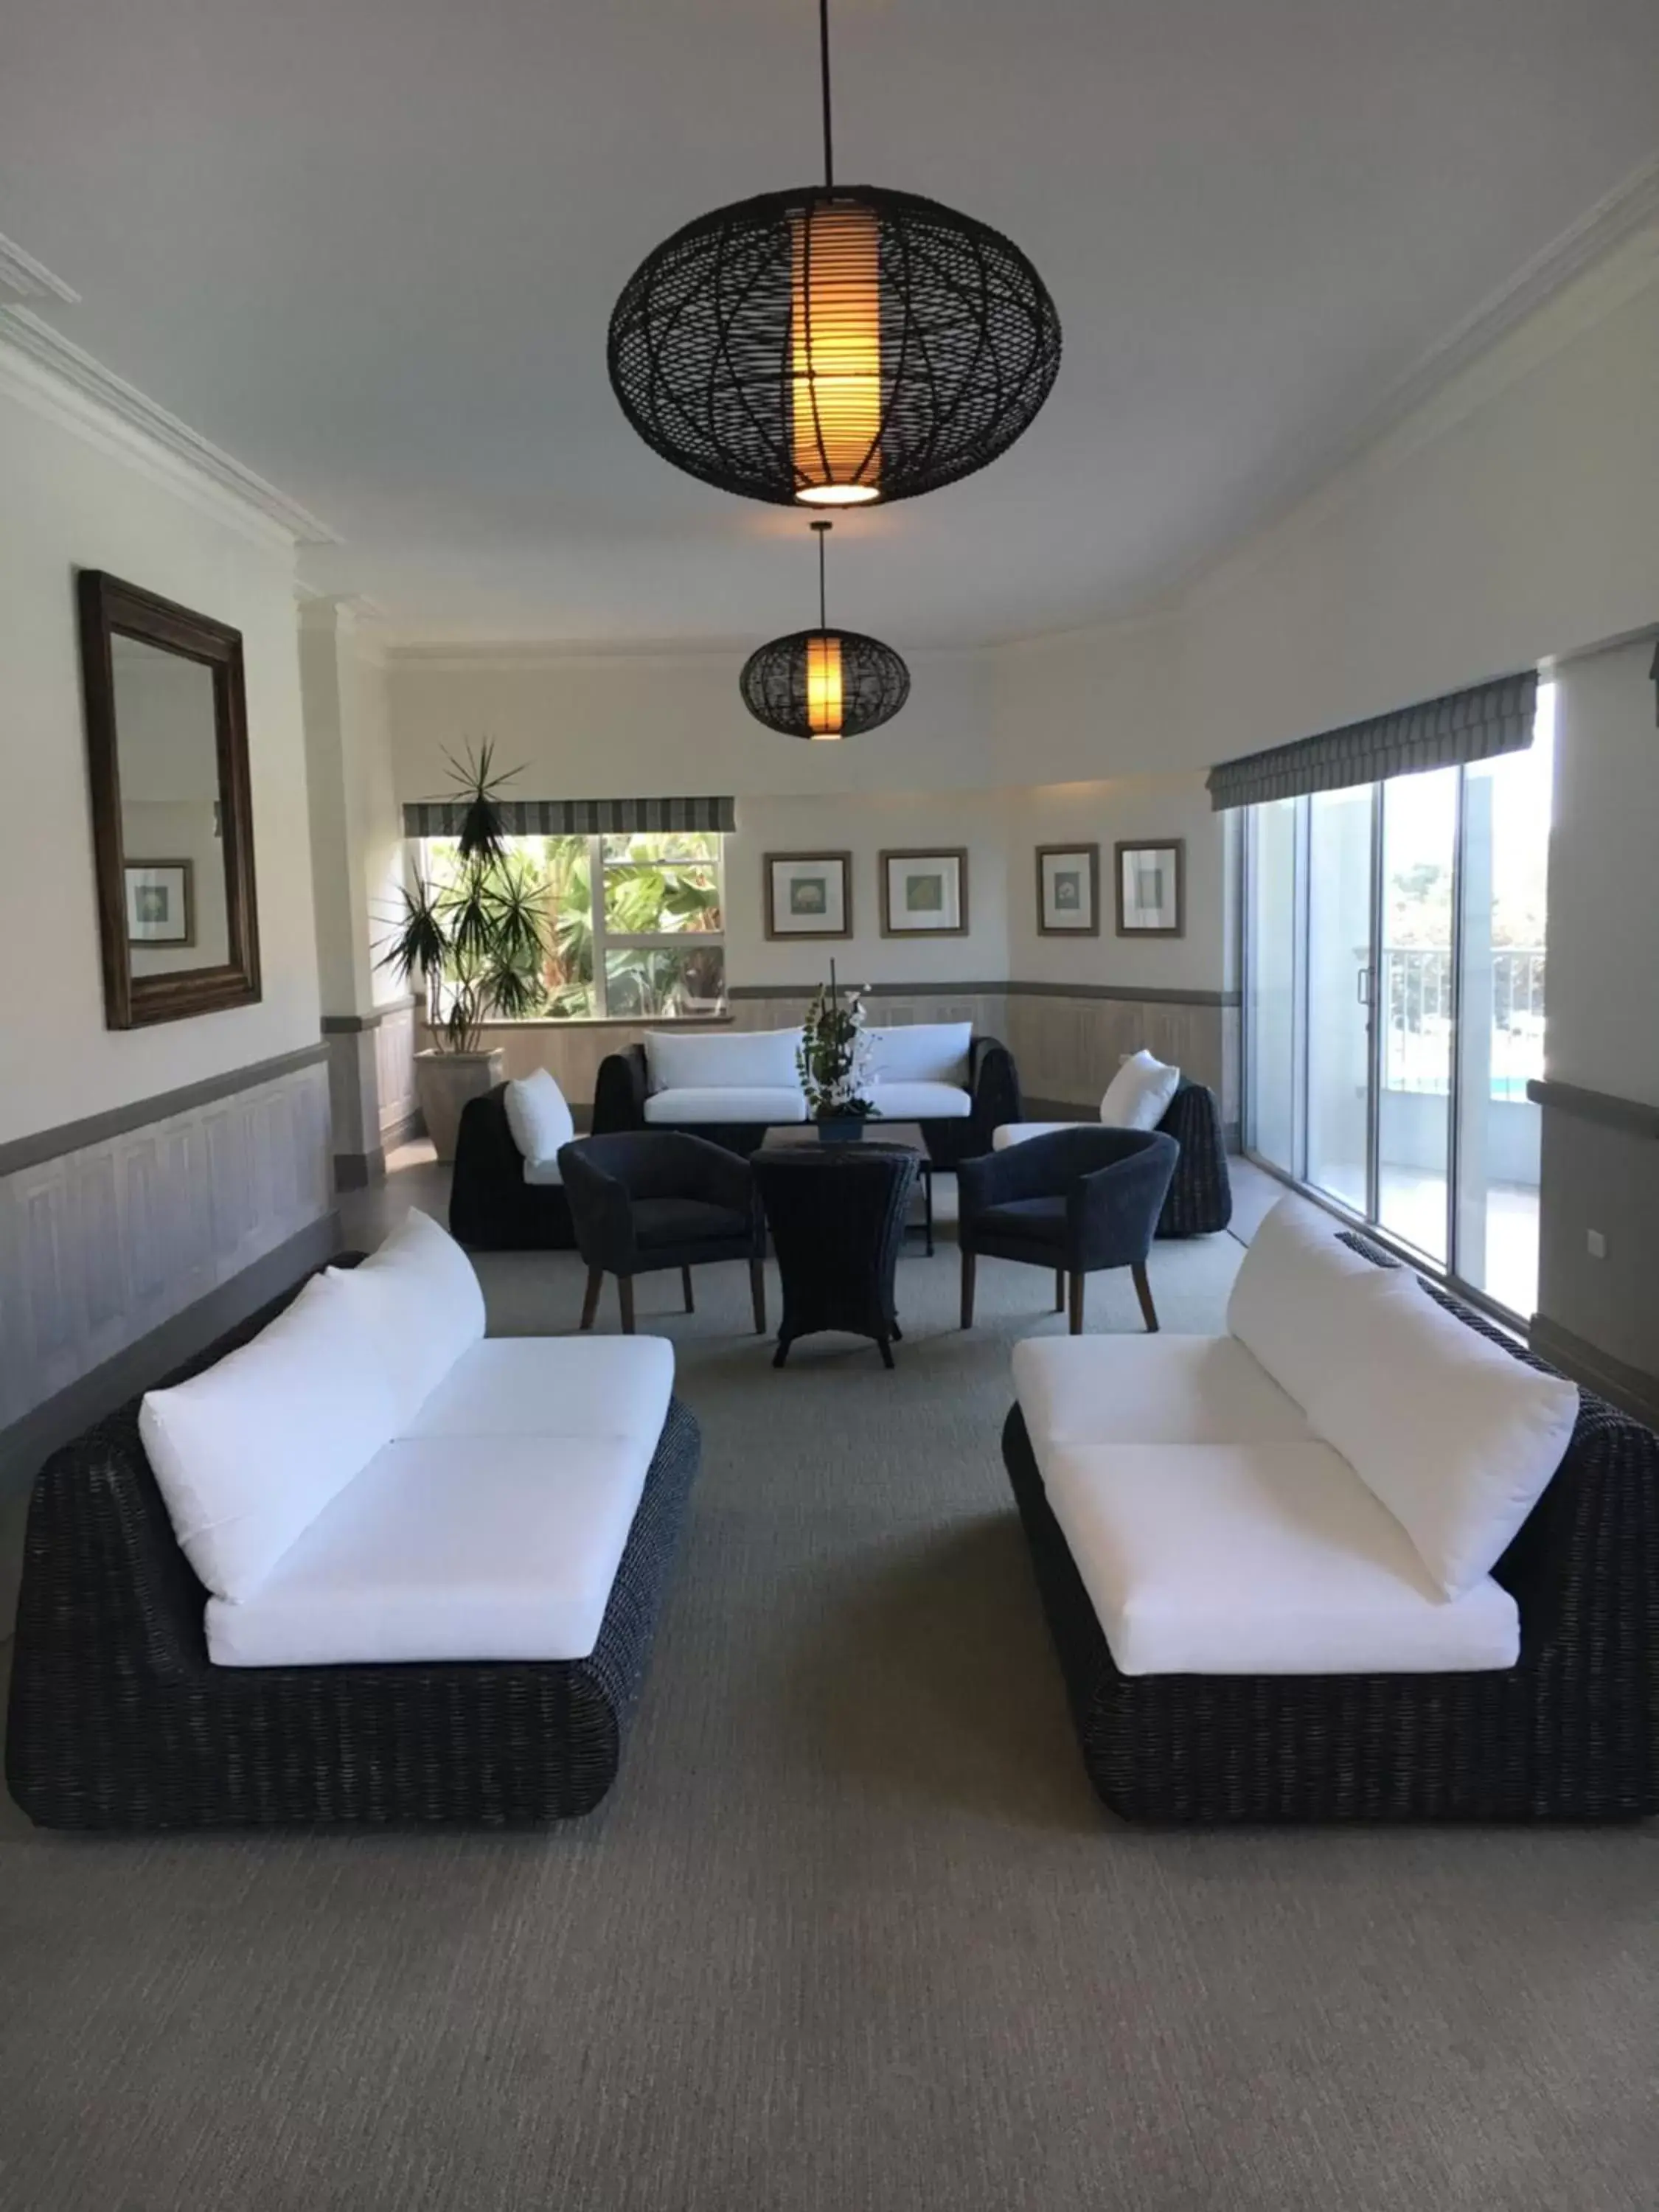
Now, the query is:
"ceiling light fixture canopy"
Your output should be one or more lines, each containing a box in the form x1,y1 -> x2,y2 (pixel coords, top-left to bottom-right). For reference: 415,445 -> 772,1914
608,0 -> 1061,509
740,521 -> 910,740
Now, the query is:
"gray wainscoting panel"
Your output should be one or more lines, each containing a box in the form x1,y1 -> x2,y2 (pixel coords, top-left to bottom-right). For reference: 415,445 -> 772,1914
1003,992 -> 1227,1117
1535,1099 -> 1659,1413
376,1003 -> 418,1138
0,1057 -> 333,1441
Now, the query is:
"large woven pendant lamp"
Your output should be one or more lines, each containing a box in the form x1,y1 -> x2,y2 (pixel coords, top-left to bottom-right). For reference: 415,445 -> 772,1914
608,0 -> 1061,509
740,521 -> 909,740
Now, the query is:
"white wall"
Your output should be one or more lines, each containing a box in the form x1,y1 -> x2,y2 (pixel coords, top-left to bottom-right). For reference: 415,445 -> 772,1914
0,366 -> 321,1145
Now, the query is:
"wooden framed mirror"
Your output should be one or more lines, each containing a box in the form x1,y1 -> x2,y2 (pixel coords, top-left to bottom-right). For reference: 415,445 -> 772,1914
77,571 -> 262,1028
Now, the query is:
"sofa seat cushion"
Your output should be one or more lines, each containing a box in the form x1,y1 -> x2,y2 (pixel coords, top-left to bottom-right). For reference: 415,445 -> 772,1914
977,1194 -> 1068,1244
644,1026 -> 800,1093
404,1336 -> 674,1450
205,1432 -> 652,1666
643,1085 -> 807,1124
1013,1335 -> 1317,1453
1042,1441 -> 1520,1677
992,1121 -> 1076,1149
867,1080 -> 972,1120
522,1154 -> 563,1186
631,1195 -> 752,1249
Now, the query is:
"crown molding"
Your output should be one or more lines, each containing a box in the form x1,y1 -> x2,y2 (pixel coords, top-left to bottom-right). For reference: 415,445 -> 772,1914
0,306 -> 340,552
0,230 -> 80,306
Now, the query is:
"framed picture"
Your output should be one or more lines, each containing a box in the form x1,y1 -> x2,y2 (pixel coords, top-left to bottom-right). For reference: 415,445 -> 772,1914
124,859 -> 195,947
765,851 -> 852,939
1115,840 -> 1184,937
880,848 -> 968,936
1036,844 -> 1099,936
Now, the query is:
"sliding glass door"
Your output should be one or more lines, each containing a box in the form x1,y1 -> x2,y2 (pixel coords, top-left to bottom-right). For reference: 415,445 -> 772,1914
1240,690 -> 1553,1321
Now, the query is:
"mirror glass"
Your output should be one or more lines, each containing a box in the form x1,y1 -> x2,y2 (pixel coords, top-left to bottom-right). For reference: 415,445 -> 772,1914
111,636 -> 230,978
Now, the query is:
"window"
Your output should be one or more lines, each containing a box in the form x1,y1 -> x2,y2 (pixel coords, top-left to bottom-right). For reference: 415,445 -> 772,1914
422,830 -> 726,1022
1240,687 -> 1553,1321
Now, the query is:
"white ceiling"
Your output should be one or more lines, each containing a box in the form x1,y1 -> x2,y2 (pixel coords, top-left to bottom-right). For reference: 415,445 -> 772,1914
2,1 -> 1657,649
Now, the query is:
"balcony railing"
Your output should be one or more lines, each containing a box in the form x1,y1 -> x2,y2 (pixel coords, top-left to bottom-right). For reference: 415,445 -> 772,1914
1382,946 -> 1544,1101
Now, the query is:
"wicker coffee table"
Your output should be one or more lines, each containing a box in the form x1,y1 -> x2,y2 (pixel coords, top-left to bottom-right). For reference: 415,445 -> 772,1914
752,1143 -> 919,1369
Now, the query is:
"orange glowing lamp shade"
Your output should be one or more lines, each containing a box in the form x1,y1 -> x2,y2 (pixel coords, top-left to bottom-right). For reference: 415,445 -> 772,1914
791,202 -> 882,505
805,633 -> 845,738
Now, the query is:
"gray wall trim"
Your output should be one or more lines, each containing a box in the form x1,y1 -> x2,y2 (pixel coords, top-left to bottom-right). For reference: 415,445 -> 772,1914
0,1043 -> 331,1178
1526,1077 -> 1659,1139
320,996 -> 416,1036
1529,1315 -> 1659,1430
727,981 -> 1008,1001
727,980 -> 1238,1007
0,1211 -> 342,1506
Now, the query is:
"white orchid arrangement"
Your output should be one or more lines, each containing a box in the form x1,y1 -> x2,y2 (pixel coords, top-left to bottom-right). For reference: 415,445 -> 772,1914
797,964 -> 875,1121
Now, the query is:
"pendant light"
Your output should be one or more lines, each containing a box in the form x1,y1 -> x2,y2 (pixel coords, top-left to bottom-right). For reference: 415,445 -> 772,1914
608,0 -> 1061,509
740,521 -> 909,740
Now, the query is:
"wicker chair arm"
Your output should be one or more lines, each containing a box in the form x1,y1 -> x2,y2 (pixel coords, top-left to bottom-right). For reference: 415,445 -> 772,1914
591,1046 -> 649,1135
967,1036 -> 1022,1135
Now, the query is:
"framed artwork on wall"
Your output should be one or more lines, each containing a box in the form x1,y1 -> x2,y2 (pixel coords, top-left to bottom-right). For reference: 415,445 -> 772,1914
124,859 -> 195,947
880,848 -> 968,936
1115,839 -> 1185,937
765,851 -> 852,938
1036,844 -> 1099,935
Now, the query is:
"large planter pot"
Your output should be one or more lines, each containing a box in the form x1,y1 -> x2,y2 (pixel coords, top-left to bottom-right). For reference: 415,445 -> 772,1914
415,1048 -> 505,1162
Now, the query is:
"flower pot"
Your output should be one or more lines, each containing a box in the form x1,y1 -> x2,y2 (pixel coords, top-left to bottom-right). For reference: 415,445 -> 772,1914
414,1048 -> 505,1162
815,1116 -> 866,1145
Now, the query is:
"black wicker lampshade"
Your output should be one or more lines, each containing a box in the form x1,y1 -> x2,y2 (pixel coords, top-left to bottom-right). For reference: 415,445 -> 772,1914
740,625 -> 910,740
610,185 -> 1060,509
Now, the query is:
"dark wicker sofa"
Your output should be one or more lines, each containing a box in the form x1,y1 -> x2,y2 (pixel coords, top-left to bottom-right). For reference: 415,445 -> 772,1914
1003,1250 -> 1659,1824
592,1034 -> 1021,1170
450,1083 -> 577,1251
5,1272 -> 701,1830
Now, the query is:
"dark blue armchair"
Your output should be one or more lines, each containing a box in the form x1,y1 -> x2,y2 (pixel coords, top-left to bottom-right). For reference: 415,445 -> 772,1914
958,1126 -> 1179,1334
560,1131 -> 767,1335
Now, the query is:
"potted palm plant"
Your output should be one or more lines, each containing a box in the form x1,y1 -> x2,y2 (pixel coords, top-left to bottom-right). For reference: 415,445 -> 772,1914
797,964 -> 874,1141
380,745 -> 548,1160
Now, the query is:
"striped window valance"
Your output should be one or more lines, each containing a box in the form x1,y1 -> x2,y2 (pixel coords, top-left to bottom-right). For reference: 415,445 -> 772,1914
403,793 -> 736,838
1206,672 -> 1539,813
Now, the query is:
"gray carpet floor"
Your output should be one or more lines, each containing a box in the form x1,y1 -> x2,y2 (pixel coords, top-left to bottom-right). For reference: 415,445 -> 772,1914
1,1154 -> 1655,2212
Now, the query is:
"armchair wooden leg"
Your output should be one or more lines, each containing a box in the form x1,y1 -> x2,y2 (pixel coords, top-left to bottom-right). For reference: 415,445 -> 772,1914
960,1248 -> 977,1329
618,1276 -> 636,1335
1132,1259 -> 1159,1333
749,1258 -> 767,1335
1068,1271 -> 1085,1335
1054,1267 -> 1065,1313
681,1265 -> 695,1314
580,1267 -> 603,1332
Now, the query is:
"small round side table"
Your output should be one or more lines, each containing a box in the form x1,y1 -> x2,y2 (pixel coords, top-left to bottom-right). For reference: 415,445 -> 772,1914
752,1144 -> 919,1369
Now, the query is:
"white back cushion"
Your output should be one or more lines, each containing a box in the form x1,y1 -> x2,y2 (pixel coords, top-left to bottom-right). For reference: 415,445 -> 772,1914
1099,1048 -> 1181,1130
139,1272 -> 398,1602
326,1208 -> 487,1425
644,1026 -> 801,1093
1303,1267 -> 1579,1599
865,1023 -> 972,1085
503,1066 -> 574,1166
1225,1197 -> 1379,1413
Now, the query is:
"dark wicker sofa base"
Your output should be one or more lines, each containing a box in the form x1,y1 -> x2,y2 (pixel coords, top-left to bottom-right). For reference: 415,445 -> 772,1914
6,1300 -> 701,1830
1002,1392 -> 1658,1824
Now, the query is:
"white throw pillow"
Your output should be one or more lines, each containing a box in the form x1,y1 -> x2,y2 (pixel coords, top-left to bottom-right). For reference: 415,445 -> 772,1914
139,1271 -> 398,1602
327,1208 -> 487,1426
1225,1196 -> 1382,1415
503,1067 -> 574,1167
863,1023 -> 972,1086
1099,1048 -> 1181,1131
1301,1267 -> 1579,1600
644,1026 -> 801,1093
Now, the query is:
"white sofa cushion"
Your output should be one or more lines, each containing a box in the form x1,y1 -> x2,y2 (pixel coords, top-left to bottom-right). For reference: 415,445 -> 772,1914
326,1208 -> 485,1425
406,1335 -> 675,1450
644,1085 -> 807,1124
1042,1440 -> 1520,1676
1013,1334 -> 1317,1455
864,1023 -> 972,1085
503,1066 -> 574,1172
1225,1196 -> 1380,1415
139,1273 -> 397,1604
867,1079 -> 973,1120
644,1026 -> 800,1093
992,1121 -> 1074,1149
1099,1048 -> 1181,1131
1304,1267 -> 1579,1599
205,1432 -> 651,1666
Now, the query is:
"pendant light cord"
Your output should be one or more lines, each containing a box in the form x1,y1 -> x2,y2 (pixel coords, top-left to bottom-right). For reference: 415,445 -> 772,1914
819,0 -> 835,187
814,520 -> 830,628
